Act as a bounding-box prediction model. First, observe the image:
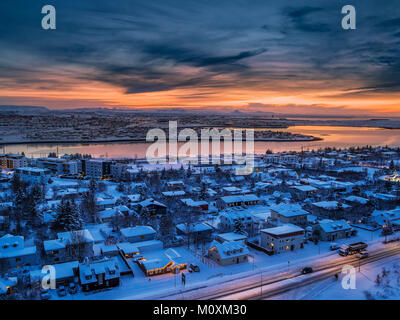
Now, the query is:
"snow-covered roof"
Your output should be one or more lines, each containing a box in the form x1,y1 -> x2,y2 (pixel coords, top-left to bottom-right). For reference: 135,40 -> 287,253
270,203 -> 309,217
44,239 -> 66,251
120,226 -> 156,238
162,190 -> 186,197
181,198 -> 208,207
291,185 -> 318,192
223,186 -> 242,192
312,201 -> 351,210
319,219 -> 352,233
344,195 -> 369,204
220,210 -> 254,224
117,242 -> 139,255
79,258 -> 119,285
139,198 -> 167,208
261,224 -> 304,236
220,194 -> 260,204
166,180 -> 184,186
57,229 -> 94,244
209,240 -> 249,259
217,232 -> 248,242
164,248 -> 186,265
176,222 -> 212,234
0,276 -> 17,294
0,234 -> 37,259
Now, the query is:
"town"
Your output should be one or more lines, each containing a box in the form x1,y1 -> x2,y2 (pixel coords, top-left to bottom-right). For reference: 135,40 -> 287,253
0,144 -> 399,299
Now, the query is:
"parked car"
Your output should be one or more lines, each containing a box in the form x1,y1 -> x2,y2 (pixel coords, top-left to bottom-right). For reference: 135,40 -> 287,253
40,289 -> 51,300
301,267 -> 313,274
57,286 -> 67,297
190,264 -> 200,272
68,282 -> 77,294
357,251 -> 369,259
329,243 -> 340,251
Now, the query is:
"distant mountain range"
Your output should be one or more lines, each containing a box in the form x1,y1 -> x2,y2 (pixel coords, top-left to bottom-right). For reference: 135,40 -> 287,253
0,105 -> 50,114
0,105 -> 396,120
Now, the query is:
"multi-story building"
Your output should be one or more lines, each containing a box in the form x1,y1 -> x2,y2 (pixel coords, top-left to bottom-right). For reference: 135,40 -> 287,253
15,167 -> 51,184
37,157 -> 78,175
0,154 -> 28,170
82,159 -> 112,178
260,224 -> 305,254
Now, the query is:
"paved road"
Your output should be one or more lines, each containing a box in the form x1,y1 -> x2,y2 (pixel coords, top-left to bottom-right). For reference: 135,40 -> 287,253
147,242 -> 400,300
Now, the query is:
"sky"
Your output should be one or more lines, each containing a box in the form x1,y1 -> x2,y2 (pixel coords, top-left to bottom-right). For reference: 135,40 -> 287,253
0,0 -> 399,116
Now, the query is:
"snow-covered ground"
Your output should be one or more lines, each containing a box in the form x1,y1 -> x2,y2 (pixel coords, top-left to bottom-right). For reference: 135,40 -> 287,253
50,227 -> 396,300
271,255 -> 400,300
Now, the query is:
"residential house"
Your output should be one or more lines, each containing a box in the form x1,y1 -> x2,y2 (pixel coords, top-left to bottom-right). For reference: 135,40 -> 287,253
0,235 -> 38,271
217,194 -> 260,209
44,229 -> 94,264
120,226 -> 156,243
138,248 -> 187,276
314,219 -> 354,241
176,222 -> 213,243
79,258 -> 120,292
219,211 -> 257,236
208,240 -> 249,266
260,224 -> 305,254
311,201 -> 351,219
137,198 -> 167,216
270,203 -> 310,226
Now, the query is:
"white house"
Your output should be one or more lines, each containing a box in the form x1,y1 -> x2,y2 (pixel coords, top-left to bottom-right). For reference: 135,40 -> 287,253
120,226 -> 156,243
0,235 -> 38,271
208,240 -> 249,266
260,224 -> 305,254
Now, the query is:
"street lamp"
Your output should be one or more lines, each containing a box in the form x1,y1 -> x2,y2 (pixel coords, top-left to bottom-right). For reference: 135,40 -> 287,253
250,255 -> 263,298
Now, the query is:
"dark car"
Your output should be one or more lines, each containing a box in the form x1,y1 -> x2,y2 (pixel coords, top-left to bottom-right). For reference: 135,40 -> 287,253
357,251 -> 369,259
68,282 -> 78,294
190,264 -> 200,272
40,289 -> 51,300
57,285 -> 67,297
301,267 -> 313,274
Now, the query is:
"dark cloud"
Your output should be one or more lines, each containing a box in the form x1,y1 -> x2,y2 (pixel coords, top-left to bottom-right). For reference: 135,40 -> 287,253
0,0 -> 399,100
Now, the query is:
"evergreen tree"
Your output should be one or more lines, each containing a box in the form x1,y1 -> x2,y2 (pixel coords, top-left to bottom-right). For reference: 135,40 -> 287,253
82,179 -> 97,222
159,212 -> 175,244
55,200 -> 83,231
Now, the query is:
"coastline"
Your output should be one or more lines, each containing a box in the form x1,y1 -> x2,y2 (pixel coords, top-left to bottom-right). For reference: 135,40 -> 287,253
0,136 -> 323,146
